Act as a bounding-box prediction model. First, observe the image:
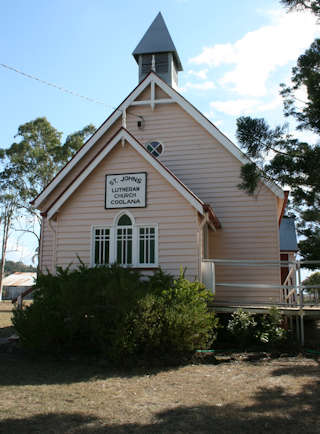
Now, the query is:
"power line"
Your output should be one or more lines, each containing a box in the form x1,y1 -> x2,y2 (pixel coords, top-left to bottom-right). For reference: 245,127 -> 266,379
0,63 -> 142,120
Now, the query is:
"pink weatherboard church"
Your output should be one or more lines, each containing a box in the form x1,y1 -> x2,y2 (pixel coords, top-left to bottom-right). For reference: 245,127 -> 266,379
32,13 -> 292,306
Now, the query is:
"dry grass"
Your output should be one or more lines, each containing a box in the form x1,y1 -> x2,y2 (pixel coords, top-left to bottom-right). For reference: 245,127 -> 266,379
0,301 -> 15,338
0,303 -> 320,433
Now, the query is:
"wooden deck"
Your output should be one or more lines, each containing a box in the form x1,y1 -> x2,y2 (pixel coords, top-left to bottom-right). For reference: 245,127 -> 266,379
211,302 -> 320,318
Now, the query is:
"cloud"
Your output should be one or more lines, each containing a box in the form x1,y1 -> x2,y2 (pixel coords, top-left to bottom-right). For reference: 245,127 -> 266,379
210,99 -> 259,116
209,94 -> 282,116
189,10 -> 320,97
187,69 -> 209,80
179,80 -> 215,92
294,129 -> 319,145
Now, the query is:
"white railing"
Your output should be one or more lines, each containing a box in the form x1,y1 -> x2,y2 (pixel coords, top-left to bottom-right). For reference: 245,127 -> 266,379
201,260 -> 215,293
201,258 -> 320,308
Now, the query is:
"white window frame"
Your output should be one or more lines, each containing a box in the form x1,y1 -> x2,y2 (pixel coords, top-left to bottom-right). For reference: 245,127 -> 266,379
91,212 -> 158,268
91,226 -> 112,267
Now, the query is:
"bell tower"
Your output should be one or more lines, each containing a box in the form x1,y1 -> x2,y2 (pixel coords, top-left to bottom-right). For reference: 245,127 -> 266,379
132,12 -> 183,89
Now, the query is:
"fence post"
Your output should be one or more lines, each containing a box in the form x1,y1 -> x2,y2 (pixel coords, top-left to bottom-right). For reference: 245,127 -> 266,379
17,295 -> 22,310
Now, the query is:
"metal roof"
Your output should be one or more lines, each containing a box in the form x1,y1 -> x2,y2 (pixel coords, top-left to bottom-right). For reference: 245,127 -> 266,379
2,272 -> 36,287
132,12 -> 183,71
279,217 -> 298,252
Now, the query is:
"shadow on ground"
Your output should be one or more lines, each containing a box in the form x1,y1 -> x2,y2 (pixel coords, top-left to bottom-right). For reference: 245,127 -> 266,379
0,352 -> 184,386
0,326 -> 15,339
0,384 -> 319,433
0,362 -> 319,433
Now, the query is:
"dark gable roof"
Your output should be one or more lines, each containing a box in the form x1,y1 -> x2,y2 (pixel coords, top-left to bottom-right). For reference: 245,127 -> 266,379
279,217 -> 298,252
132,12 -> 183,71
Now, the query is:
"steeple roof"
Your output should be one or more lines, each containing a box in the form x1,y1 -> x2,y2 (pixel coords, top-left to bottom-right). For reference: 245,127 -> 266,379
132,12 -> 183,71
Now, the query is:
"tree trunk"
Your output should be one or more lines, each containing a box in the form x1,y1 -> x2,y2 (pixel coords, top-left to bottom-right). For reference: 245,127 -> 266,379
0,203 -> 13,301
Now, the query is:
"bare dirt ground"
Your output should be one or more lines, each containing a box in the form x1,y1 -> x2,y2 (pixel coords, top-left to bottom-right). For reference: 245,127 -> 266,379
1,302 -> 320,434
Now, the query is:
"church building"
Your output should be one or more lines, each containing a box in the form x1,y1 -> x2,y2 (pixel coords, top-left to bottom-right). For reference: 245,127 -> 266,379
33,13 -> 292,305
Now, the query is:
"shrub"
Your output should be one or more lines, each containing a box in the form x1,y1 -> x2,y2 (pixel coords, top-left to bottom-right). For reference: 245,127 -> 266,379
132,274 -> 218,357
227,309 -> 257,348
13,264 -> 218,362
13,264 -> 146,356
255,307 -> 287,345
226,307 -> 287,349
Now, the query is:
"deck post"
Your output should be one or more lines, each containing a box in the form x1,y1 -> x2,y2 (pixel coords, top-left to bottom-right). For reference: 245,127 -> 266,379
300,313 -> 305,346
296,315 -> 300,342
297,261 -> 305,346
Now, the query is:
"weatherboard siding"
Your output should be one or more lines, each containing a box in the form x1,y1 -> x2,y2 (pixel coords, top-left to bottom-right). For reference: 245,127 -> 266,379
39,83 -> 282,303
41,218 -> 55,274
49,140 -> 199,280
123,99 -> 281,303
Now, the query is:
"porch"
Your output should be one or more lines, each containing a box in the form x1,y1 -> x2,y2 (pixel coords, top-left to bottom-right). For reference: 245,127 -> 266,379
201,258 -> 320,345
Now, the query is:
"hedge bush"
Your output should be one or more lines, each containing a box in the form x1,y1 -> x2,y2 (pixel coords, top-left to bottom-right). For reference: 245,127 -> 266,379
226,307 -> 287,348
13,264 -> 218,361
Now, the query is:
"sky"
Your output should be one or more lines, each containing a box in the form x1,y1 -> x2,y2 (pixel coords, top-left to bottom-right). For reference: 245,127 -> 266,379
1,0 -> 320,265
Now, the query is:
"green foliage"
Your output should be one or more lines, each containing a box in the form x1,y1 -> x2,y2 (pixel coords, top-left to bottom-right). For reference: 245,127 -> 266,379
303,271 -> 320,294
238,163 -> 261,195
13,265 -> 218,362
255,307 -> 287,345
227,309 -> 257,348
0,117 -> 96,204
227,307 -> 287,348
236,48 -> 320,265
0,118 -> 96,275
303,271 -> 320,286
132,274 -> 218,357
236,3 -> 320,266
4,260 -> 36,275
299,229 -> 320,268
281,38 -> 320,134
236,117 -> 286,160
281,0 -> 320,18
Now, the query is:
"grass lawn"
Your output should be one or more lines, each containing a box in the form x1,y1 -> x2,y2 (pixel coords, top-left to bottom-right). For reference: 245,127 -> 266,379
0,302 -> 320,433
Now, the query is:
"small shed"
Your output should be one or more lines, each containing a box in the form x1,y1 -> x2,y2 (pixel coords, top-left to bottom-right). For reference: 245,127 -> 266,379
2,272 -> 36,300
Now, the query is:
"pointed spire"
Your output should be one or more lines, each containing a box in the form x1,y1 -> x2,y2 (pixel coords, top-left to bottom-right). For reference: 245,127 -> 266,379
133,12 -> 183,71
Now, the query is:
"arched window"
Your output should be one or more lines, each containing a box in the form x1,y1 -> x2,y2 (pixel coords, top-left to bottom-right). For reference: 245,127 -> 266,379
92,212 -> 158,268
116,214 -> 133,265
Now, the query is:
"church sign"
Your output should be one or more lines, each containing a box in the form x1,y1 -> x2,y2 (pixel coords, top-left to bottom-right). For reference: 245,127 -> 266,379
105,172 -> 147,209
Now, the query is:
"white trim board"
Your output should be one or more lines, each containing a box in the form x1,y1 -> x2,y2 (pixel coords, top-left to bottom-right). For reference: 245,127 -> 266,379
33,78 -> 151,208
35,72 -> 283,208
47,128 -> 205,219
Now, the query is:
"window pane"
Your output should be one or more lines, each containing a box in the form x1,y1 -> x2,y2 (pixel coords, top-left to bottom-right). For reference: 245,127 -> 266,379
104,239 -> 109,264
127,240 -> 132,264
139,239 -> 144,263
145,142 -> 163,158
116,227 -> 132,265
138,226 -> 156,264
95,240 -> 99,264
117,240 -> 122,263
118,214 -> 132,226
94,228 -> 110,265
150,239 -> 155,263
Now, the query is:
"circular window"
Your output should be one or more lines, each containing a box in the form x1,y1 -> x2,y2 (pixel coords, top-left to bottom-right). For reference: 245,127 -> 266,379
146,141 -> 163,158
